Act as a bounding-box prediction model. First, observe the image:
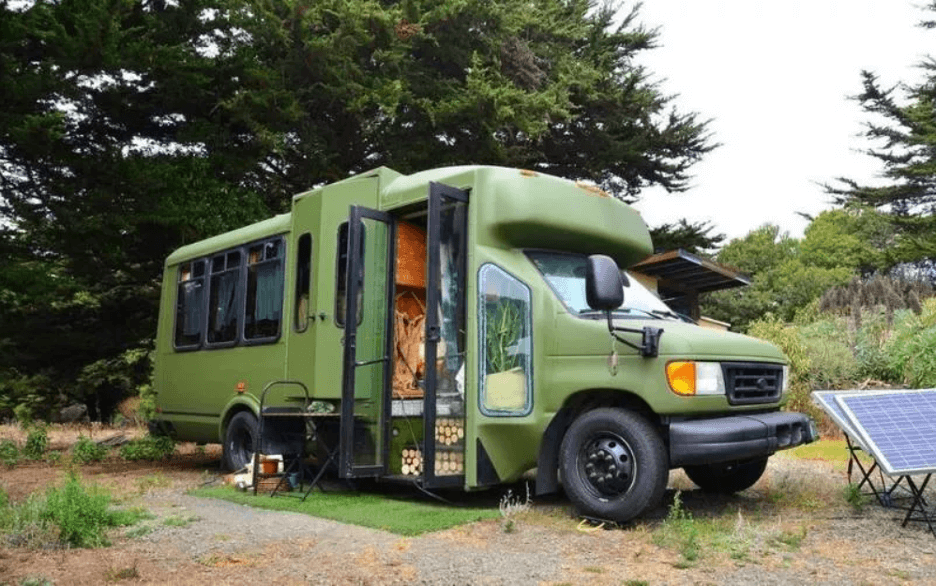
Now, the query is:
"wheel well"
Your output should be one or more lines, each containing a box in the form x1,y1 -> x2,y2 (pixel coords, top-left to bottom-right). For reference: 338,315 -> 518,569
535,389 -> 659,496
220,405 -> 256,443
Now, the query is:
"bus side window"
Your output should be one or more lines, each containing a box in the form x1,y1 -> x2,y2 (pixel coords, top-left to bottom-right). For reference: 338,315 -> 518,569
206,250 -> 242,345
245,237 -> 285,341
174,260 -> 206,349
295,233 -> 312,332
334,222 -> 364,327
478,264 -> 533,416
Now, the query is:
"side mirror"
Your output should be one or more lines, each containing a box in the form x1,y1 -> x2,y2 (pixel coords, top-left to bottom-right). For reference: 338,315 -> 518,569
586,255 -> 624,310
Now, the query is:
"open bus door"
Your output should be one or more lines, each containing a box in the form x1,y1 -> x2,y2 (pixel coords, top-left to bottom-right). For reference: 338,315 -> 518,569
422,182 -> 469,488
339,206 -> 396,478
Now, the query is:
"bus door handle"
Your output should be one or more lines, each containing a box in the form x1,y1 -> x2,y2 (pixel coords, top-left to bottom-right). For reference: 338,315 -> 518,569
355,356 -> 389,367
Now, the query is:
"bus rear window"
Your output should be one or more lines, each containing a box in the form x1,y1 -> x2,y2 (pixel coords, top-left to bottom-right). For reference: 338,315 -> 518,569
174,260 -> 205,349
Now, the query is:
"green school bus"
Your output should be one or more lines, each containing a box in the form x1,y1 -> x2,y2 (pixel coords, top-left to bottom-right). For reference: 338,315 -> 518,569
151,165 -> 815,522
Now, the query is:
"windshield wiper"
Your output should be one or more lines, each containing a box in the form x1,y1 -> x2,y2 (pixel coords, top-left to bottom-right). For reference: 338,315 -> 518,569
648,309 -> 689,322
579,307 -> 662,320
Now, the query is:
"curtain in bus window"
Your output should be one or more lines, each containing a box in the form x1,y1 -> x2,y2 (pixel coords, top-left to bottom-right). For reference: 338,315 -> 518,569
246,258 -> 283,339
182,281 -> 202,337
208,271 -> 239,343
254,261 -> 283,321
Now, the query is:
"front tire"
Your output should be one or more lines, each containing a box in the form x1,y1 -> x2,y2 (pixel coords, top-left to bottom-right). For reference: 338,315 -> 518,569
223,411 -> 259,471
684,457 -> 768,493
560,408 -> 668,523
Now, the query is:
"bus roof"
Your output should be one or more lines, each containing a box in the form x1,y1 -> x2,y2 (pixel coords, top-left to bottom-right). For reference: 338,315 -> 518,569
165,213 -> 291,266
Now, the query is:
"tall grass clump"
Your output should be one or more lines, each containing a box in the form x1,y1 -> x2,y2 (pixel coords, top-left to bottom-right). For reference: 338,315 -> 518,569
1,475 -> 145,549
0,487 -> 57,548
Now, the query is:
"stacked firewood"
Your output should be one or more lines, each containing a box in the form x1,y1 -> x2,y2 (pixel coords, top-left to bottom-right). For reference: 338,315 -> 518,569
434,450 -> 464,476
401,448 -> 423,476
435,418 -> 464,446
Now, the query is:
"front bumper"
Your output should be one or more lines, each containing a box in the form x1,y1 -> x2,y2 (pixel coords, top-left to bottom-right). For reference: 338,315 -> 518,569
668,411 -> 817,467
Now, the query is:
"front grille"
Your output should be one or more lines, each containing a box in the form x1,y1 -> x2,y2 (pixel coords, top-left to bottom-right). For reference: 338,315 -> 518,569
723,362 -> 783,405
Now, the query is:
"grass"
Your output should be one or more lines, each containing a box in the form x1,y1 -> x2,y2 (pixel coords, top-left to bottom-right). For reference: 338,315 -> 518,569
0,474 -> 151,549
193,486 -> 500,535
651,491 -> 810,567
162,514 -> 199,527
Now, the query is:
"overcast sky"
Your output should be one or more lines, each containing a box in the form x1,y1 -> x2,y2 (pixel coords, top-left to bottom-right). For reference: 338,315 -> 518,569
630,0 -> 933,243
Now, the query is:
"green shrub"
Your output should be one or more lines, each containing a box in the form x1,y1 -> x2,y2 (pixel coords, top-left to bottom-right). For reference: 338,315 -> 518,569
41,474 -> 145,548
22,425 -> 49,461
119,435 -> 175,461
0,439 -> 19,468
71,435 -> 109,464
799,317 -> 859,389
43,474 -> 116,547
137,383 -> 157,422
853,308 -> 898,381
747,316 -> 818,420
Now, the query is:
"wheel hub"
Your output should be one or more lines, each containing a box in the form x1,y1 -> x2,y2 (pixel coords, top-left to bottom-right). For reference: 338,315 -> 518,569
582,435 -> 634,496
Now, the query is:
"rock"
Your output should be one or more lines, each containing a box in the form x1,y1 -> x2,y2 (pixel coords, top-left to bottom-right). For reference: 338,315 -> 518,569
53,403 -> 88,423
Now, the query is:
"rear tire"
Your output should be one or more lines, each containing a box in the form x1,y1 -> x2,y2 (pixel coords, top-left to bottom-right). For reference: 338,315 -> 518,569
223,411 -> 259,471
560,408 -> 668,523
684,457 -> 768,493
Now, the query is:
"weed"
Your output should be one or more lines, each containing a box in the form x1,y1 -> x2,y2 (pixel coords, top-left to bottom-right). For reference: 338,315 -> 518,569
135,473 -> 172,494
104,563 -> 139,582
0,439 -> 19,468
162,514 -> 198,527
17,578 -> 53,586
498,483 -> 531,533
771,525 -> 807,550
654,491 -> 700,565
623,581 -> 650,586
124,524 -> 154,538
842,482 -> 869,512
0,491 -> 57,549
582,566 -> 605,573
119,435 -> 175,461
22,425 -> 48,461
71,435 -> 109,464
41,474 -> 145,548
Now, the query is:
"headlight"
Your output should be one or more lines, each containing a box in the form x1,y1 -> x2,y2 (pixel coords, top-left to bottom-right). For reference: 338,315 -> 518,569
666,361 -> 725,396
781,365 -> 790,393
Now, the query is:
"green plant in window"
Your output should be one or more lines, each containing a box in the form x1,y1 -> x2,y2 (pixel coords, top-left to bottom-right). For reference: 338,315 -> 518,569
486,301 -> 523,374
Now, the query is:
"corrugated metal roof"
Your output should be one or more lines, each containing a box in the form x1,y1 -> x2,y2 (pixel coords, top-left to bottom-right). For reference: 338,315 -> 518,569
630,249 -> 750,293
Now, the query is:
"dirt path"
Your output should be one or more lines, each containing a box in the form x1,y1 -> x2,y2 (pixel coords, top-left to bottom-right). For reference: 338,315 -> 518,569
3,444 -> 936,585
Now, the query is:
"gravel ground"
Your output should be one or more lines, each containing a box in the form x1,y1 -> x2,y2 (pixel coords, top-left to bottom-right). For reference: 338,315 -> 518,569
6,449 -> 936,585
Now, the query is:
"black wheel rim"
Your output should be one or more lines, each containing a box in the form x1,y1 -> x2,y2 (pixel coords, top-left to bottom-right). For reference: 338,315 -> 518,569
579,432 -> 636,498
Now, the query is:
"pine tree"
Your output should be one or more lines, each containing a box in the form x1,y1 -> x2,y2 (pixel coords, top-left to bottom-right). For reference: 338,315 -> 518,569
826,2 -> 936,268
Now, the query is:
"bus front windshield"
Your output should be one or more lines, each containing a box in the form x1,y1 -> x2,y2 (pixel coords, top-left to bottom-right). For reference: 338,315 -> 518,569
527,251 -> 681,320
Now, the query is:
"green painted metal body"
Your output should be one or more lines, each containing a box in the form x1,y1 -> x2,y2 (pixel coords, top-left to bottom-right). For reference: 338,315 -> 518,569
152,165 -> 787,489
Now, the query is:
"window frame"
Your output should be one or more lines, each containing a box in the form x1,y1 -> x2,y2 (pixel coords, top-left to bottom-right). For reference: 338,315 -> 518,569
294,232 -> 313,333
242,235 -> 286,345
477,262 -> 534,417
170,233 -> 287,353
204,249 -> 244,349
173,259 -> 207,351
334,221 -> 365,328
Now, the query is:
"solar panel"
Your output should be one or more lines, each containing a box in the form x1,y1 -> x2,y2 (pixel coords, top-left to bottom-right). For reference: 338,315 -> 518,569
811,391 -> 870,450
837,389 -> 936,476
